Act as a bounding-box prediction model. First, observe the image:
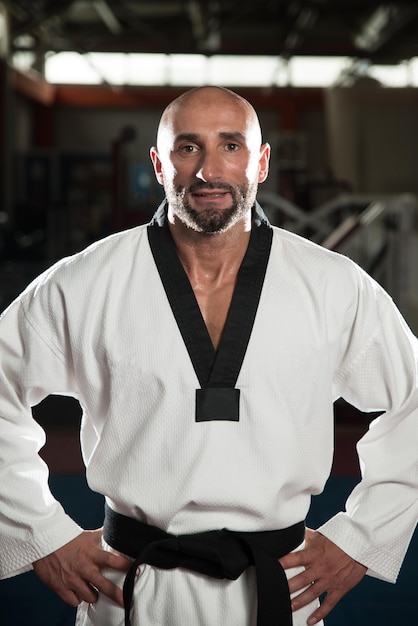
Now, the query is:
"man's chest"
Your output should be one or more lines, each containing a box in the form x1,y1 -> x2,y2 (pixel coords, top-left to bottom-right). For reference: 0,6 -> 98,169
190,279 -> 236,350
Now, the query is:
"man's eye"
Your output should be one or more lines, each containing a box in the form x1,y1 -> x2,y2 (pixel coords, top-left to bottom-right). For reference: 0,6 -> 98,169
225,143 -> 240,152
179,145 -> 198,153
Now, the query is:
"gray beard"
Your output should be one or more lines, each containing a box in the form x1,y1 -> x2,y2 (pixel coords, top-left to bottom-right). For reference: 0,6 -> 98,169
167,181 -> 258,234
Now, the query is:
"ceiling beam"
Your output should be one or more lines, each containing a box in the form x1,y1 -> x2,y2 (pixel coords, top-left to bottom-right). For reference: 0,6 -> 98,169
8,0 -> 74,40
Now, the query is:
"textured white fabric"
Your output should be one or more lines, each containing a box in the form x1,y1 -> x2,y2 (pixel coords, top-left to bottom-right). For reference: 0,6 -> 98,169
0,220 -> 417,624
74,544 -> 319,626
73,538 -> 318,626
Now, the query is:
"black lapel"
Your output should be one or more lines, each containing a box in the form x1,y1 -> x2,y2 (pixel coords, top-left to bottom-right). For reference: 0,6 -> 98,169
148,201 -> 273,421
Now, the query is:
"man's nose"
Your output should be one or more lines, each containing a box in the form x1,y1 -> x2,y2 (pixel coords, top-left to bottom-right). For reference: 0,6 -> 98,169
195,150 -> 223,182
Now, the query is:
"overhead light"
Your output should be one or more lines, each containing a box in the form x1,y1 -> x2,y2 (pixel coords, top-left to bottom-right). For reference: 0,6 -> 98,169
283,4 -> 318,59
93,0 -> 123,35
295,6 -> 318,31
355,6 -> 391,51
187,0 -> 221,52
13,34 -> 36,49
354,4 -> 418,53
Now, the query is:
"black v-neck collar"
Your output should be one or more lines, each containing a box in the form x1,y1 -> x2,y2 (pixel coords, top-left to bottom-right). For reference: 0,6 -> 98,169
148,201 -> 273,421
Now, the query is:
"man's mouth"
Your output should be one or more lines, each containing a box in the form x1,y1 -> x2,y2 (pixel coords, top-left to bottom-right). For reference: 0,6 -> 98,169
192,190 -> 229,198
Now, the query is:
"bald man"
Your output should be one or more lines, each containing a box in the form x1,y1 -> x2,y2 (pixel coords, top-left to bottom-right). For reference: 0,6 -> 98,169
0,87 -> 417,626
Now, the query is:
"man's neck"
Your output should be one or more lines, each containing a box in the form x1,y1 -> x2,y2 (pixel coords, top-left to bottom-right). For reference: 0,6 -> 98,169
167,216 -> 251,286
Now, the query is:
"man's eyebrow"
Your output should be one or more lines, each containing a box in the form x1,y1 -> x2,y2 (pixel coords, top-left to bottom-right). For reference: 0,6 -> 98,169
219,131 -> 246,142
174,131 -> 246,143
174,133 -> 200,143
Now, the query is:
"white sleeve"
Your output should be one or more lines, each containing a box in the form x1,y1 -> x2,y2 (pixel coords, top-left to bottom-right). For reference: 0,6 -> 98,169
0,292 -> 83,580
320,275 -> 418,583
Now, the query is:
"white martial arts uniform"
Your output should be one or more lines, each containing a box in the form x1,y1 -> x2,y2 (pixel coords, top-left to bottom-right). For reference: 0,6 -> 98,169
0,204 -> 417,626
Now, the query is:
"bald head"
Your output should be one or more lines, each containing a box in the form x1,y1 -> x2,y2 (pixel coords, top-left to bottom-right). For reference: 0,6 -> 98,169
157,86 -> 263,151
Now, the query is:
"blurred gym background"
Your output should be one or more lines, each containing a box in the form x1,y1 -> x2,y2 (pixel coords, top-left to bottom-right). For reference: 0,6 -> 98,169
0,2 -> 417,624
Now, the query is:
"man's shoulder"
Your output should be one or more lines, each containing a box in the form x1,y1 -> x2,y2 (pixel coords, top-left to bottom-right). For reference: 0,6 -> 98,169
76,222 -> 149,261
268,224 -> 367,291
58,223 -> 148,271
21,223 -> 151,303
270,225 -> 348,262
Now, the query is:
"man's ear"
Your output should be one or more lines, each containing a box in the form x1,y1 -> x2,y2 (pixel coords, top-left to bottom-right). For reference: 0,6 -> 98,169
258,143 -> 271,183
150,147 -> 164,185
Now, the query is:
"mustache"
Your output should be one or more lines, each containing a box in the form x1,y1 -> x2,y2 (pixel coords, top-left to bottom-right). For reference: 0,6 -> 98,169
186,181 -> 235,194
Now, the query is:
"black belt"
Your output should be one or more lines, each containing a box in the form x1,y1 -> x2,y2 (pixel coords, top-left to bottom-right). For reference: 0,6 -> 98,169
103,504 -> 304,626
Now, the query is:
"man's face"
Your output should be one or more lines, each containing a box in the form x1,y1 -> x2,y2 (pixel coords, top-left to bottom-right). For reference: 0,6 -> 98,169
151,90 -> 270,234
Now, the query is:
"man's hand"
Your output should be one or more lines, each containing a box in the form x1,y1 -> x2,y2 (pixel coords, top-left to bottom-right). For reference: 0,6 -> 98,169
33,529 -> 131,608
279,528 -> 367,625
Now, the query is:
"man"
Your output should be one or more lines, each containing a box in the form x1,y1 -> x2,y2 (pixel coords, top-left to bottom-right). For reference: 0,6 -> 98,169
0,86 -> 417,626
